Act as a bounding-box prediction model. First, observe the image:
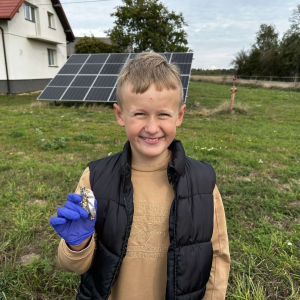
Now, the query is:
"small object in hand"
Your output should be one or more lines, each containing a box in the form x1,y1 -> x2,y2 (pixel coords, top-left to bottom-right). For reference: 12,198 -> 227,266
79,186 -> 96,220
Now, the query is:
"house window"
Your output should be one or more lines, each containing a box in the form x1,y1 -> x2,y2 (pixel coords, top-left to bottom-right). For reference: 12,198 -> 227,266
25,3 -> 35,22
48,12 -> 55,28
48,49 -> 56,66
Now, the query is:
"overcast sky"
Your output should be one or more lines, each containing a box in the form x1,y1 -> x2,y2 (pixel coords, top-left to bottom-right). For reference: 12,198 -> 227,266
62,0 -> 298,69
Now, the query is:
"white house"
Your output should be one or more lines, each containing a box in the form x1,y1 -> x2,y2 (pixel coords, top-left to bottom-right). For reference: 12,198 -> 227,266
0,0 -> 74,94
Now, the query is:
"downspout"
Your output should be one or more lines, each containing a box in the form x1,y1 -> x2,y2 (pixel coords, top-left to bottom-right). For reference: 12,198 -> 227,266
0,26 -> 10,94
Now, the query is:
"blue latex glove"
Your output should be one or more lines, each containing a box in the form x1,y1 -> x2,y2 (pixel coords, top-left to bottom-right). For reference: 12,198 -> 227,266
49,193 -> 97,245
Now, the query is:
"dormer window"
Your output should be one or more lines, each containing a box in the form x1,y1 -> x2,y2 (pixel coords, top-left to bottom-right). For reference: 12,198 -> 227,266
25,3 -> 35,22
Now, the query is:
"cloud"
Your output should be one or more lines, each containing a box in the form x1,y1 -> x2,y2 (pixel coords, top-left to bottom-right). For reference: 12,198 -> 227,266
63,0 -> 295,69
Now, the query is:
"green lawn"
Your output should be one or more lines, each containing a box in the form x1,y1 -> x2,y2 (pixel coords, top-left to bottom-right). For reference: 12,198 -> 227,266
0,82 -> 299,299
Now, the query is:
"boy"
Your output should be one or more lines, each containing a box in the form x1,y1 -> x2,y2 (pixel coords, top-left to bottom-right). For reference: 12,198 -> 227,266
50,52 -> 230,300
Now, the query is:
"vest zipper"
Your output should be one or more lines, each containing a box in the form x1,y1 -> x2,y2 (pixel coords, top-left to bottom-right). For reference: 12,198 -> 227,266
172,182 -> 178,300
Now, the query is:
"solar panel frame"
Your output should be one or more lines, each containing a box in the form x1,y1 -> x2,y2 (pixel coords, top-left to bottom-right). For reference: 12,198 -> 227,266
38,52 -> 193,103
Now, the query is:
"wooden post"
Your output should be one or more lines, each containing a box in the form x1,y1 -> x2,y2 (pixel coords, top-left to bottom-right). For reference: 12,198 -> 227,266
230,86 -> 237,110
230,75 -> 237,111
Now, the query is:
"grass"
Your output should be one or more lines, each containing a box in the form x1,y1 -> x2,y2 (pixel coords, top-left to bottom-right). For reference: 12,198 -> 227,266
0,82 -> 299,299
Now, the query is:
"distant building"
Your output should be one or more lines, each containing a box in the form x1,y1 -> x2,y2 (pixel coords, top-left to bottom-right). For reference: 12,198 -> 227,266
67,37 -> 112,58
0,0 -> 74,94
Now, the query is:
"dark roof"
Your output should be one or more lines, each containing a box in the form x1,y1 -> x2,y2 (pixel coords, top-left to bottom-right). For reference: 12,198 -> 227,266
0,0 -> 74,42
67,37 -> 111,57
50,0 -> 75,42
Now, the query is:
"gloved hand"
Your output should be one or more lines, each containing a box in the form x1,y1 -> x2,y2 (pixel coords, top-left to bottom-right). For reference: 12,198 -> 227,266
49,193 -> 97,245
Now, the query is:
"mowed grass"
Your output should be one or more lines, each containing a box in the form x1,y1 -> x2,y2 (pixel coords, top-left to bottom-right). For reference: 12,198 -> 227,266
0,82 -> 299,299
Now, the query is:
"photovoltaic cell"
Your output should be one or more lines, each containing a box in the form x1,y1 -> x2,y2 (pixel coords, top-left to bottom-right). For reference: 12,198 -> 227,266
79,64 -> 103,75
107,53 -> 129,63
38,87 -> 66,100
101,64 -> 124,74
86,54 -> 109,64
71,76 -> 96,87
38,52 -> 193,103
48,75 -> 75,87
85,88 -> 113,101
93,76 -> 118,87
183,89 -> 187,100
175,64 -> 192,75
129,53 -> 138,59
171,53 -> 193,63
181,76 -> 189,89
109,88 -> 117,102
62,87 -> 89,101
158,53 -> 171,62
67,55 -> 89,64
58,64 -> 82,75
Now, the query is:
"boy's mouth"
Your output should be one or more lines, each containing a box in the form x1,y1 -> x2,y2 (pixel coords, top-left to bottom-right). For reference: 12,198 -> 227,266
140,136 -> 164,144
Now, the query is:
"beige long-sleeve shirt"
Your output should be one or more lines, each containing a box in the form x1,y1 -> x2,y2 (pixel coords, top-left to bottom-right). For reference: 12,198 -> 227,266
58,151 -> 230,299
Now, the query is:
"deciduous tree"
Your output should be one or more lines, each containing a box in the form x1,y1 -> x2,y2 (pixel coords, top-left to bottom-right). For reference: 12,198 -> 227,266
106,0 -> 190,53
74,35 -> 118,54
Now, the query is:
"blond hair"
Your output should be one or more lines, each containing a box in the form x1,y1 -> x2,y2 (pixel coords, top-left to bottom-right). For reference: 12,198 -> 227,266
116,52 -> 183,109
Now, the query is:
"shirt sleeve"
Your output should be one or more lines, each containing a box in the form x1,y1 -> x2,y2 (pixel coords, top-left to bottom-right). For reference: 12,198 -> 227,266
203,185 -> 231,300
57,167 -> 97,275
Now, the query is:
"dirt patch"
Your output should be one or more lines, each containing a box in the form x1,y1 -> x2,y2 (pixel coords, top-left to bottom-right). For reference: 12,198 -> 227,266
18,90 -> 43,96
286,201 -> 299,208
187,101 -> 249,116
27,199 -> 47,207
20,253 -> 40,264
262,215 -> 284,229
237,176 -> 252,182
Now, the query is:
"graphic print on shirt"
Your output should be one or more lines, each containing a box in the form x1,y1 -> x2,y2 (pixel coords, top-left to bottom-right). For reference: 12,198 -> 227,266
126,201 -> 170,259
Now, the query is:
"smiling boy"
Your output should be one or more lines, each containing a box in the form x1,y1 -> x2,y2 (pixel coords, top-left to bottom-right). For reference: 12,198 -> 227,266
50,52 -> 230,300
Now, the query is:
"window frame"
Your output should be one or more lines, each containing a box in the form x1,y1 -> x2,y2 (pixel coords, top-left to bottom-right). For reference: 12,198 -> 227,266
48,49 -> 56,66
24,3 -> 35,22
47,12 -> 55,29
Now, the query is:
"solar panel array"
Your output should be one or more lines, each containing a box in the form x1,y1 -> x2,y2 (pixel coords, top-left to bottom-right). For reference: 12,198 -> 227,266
38,52 -> 193,103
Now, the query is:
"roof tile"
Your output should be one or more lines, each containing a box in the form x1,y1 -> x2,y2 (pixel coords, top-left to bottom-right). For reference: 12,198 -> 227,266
0,0 -> 24,20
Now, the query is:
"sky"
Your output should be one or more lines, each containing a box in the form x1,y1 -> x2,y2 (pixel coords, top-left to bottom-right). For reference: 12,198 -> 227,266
62,0 -> 298,69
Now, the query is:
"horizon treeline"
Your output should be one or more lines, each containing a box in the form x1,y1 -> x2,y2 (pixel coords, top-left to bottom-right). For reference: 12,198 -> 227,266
232,4 -> 300,77
191,69 -> 236,76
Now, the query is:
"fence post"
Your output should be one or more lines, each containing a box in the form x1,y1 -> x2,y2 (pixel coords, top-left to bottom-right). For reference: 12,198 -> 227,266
270,76 -> 272,81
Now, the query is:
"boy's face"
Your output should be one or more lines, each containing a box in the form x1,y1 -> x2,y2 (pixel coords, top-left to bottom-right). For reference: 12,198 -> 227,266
114,83 -> 186,166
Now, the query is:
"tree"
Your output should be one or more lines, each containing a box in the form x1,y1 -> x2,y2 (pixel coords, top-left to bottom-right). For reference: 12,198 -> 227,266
231,49 -> 250,75
280,29 -> 300,76
289,4 -> 300,33
74,35 -> 118,54
255,24 -> 279,53
106,0 -> 190,53
247,46 -> 262,76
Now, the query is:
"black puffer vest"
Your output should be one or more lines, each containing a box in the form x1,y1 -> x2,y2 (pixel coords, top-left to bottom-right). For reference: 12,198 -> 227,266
76,139 -> 216,300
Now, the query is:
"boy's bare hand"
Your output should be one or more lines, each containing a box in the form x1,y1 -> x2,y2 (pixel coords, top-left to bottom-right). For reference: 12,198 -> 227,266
49,193 -> 97,245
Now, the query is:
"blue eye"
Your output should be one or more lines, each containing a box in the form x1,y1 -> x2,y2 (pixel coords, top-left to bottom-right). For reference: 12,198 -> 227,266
160,114 -> 169,116
135,113 -> 144,116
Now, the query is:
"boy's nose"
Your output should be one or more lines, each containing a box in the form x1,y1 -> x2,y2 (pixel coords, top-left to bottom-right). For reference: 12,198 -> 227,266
144,118 -> 159,134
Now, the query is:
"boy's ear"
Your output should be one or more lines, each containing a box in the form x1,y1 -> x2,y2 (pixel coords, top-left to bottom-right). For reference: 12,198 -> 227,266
113,104 -> 125,127
176,104 -> 186,127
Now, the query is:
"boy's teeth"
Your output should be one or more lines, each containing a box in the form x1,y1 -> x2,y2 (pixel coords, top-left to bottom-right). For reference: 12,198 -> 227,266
144,138 -> 159,141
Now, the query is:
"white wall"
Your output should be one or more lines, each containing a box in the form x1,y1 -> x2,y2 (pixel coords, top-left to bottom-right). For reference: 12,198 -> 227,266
0,0 -> 68,80
0,21 -> 9,80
